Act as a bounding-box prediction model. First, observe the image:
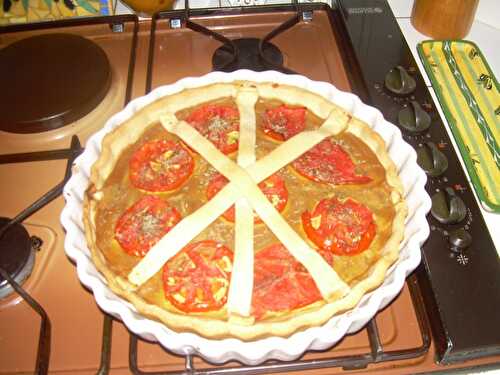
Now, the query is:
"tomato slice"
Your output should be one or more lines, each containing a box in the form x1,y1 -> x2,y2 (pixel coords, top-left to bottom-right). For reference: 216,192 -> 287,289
251,244 -> 333,319
129,139 -> 194,192
261,105 -> 306,141
114,195 -> 181,257
302,197 -> 376,256
206,173 -> 288,223
185,104 -> 240,155
292,138 -> 371,184
162,240 -> 233,313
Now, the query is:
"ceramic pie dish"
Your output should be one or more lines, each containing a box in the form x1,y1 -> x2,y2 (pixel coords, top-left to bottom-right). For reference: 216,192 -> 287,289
61,69 -> 431,364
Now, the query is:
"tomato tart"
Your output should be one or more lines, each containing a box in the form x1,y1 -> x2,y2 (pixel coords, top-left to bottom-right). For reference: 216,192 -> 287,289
82,79 -> 407,340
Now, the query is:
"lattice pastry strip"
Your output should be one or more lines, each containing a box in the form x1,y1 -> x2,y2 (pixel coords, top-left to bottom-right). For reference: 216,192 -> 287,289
157,116 -> 350,301
129,89 -> 351,308
228,88 -> 258,320
81,79 -> 410,341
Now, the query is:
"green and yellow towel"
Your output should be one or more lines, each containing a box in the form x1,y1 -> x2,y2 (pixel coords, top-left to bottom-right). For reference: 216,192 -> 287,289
418,40 -> 500,212
1,0 -> 113,25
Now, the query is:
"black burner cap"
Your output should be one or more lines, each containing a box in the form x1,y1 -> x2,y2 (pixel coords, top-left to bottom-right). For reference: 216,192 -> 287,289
212,38 -> 284,72
0,33 -> 111,134
0,218 -> 33,289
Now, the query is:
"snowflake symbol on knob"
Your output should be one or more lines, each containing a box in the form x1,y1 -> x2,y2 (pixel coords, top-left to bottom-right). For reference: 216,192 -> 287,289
456,254 -> 469,266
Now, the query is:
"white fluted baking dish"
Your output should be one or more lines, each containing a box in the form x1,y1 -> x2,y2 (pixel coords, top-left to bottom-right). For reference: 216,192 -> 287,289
61,69 -> 431,365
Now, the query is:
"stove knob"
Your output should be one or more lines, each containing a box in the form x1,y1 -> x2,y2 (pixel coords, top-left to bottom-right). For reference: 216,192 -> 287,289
416,142 -> 448,177
384,66 -> 417,96
431,187 -> 467,224
448,228 -> 472,252
398,101 -> 431,133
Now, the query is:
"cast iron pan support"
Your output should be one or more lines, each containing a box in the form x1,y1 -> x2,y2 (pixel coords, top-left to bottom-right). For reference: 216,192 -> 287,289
148,0 -> 315,88
0,15 -> 138,375
258,0 -> 301,74
146,0 -> 238,93
0,135 -> 83,374
0,267 -> 51,375
0,135 -> 83,239
183,0 -> 238,71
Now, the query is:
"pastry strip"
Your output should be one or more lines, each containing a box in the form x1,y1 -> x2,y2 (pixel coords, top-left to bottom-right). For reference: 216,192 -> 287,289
146,84 -> 238,123
129,109 -> 349,292
235,88 -> 258,167
159,115 -> 350,300
128,183 -> 240,285
90,85 -> 238,190
256,83 -> 336,119
230,198 -> 255,322
227,89 -> 258,320
239,171 -> 350,300
85,81 -> 408,339
247,107 -> 349,182
129,108 -> 350,294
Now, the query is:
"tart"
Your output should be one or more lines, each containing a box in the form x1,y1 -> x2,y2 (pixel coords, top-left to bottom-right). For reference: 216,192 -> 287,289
83,80 -> 407,340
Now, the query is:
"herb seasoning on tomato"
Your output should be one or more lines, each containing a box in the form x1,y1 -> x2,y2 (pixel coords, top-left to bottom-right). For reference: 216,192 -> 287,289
302,197 -> 376,255
163,240 -> 233,313
261,105 -> 306,141
186,104 -> 240,155
251,244 -> 333,319
114,195 -> 181,257
292,138 -> 371,184
129,139 -> 194,192
206,173 -> 288,223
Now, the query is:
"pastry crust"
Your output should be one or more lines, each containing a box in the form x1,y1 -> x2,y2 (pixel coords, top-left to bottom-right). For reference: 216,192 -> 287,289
228,88 -> 258,319
83,81 -> 407,340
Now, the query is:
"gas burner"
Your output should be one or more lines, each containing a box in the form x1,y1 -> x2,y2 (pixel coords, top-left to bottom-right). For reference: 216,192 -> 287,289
212,38 -> 283,72
0,33 -> 111,134
0,217 -> 36,299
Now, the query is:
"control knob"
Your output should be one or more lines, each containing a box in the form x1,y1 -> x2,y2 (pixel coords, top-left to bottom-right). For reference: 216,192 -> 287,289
417,142 -> 448,177
448,228 -> 472,253
384,66 -> 417,96
431,187 -> 467,224
398,101 -> 431,133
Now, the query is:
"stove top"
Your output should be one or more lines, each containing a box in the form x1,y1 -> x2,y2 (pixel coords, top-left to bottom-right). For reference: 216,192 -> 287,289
0,33 -> 111,133
0,1 -> 498,373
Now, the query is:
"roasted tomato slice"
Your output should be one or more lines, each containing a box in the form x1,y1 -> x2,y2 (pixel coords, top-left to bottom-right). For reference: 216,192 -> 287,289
261,105 -> 306,141
206,173 -> 288,223
292,138 -> 371,184
185,104 -> 240,155
114,195 -> 181,257
302,197 -> 376,255
251,244 -> 333,319
129,139 -> 194,192
163,240 -> 233,313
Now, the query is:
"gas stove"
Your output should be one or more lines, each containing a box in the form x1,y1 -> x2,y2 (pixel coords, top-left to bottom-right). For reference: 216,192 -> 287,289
0,0 -> 499,374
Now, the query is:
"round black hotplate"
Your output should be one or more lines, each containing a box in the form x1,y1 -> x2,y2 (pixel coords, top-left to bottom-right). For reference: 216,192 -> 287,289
0,218 -> 34,298
212,38 -> 284,72
0,33 -> 111,134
